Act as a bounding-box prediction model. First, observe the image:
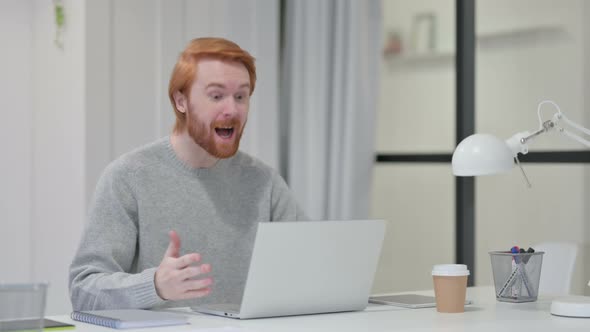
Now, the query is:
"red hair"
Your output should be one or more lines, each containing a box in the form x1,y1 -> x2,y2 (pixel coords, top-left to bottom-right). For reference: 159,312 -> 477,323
169,37 -> 257,133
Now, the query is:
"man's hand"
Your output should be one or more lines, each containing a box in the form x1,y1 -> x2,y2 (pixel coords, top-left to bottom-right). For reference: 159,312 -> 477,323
155,230 -> 212,301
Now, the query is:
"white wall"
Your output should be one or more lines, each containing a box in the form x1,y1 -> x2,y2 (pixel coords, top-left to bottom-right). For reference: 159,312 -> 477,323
1,0 -> 280,315
85,0 -> 112,202
0,0 -> 86,314
0,0 -> 34,283
31,0 -> 87,314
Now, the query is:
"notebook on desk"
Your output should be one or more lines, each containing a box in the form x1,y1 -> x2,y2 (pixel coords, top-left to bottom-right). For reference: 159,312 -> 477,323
71,309 -> 188,329
192,220 -> 386,319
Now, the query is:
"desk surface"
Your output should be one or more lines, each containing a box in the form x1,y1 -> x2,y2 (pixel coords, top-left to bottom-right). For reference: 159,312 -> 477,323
50,287 -> 589,332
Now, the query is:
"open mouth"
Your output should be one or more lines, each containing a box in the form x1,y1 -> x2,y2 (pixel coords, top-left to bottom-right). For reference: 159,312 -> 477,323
215,127 -> 234,139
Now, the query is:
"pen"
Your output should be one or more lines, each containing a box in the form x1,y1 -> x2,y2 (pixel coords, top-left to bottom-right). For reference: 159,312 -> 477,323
518,247 -> 535,297
510,247 -> 522,297
497,246 -> 535,299
497,265 -> 519,298
496,247 -> 520,298
517,261 -> 533,297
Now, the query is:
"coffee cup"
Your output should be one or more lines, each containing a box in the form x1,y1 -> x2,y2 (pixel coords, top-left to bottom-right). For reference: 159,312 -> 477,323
432,264 -> 470,313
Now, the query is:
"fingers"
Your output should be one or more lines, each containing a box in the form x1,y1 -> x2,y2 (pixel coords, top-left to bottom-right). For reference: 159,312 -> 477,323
162,231 -> 201,268
163,230 -> 181,259
179,263 -> 211,280
155,264 -> 213,301
175,287 -> 212,300
155,262 -> 212,300
181,277 -> 213,292
174,253 -> 202,269
155,230 -> 214,301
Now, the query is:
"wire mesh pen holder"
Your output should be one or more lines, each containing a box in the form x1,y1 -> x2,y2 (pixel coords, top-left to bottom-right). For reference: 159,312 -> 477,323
489,251 -> 544,303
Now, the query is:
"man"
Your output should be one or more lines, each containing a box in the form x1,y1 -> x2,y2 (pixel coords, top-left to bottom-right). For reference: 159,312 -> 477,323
69,38 -> 306,310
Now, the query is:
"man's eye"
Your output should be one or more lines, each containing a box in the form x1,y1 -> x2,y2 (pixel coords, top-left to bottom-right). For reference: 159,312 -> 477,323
211,94 -> 222,100
235,94 -> 247,102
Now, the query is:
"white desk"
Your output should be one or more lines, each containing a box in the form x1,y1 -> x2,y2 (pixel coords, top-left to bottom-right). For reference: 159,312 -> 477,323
50,287 -> 589,332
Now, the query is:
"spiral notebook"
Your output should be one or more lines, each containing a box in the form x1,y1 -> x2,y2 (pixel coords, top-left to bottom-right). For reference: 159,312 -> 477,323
71,309 -> 189,329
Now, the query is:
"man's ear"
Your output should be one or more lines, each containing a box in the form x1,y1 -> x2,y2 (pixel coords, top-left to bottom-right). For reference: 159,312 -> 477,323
173,91 -> 187,114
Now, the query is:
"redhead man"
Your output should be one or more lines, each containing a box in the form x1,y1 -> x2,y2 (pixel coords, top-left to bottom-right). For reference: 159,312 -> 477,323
69,38 -> 306,310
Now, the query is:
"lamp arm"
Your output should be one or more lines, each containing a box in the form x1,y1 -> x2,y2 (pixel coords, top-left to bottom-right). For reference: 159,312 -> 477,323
505,132 -> 534,188
507,101 -> 590,156
501,100 -> 589,189
504,102 -> 560,155
554,112 -> 590,148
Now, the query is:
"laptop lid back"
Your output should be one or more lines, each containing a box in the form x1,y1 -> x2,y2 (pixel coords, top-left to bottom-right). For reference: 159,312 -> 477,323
238,220 -> 385,319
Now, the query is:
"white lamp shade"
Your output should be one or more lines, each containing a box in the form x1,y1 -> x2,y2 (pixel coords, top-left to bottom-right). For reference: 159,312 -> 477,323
452,134 -> 515,176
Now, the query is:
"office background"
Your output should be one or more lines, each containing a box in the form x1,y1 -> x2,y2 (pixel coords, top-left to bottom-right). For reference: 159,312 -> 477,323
1,0 -> 588,315
372,0 -> 589,296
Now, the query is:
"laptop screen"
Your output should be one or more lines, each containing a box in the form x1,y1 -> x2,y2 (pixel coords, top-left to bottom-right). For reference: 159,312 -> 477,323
195,220 -> 386,319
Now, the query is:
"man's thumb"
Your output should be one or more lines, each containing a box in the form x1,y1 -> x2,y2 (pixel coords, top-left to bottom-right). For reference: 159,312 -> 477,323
163,230 -> 181,258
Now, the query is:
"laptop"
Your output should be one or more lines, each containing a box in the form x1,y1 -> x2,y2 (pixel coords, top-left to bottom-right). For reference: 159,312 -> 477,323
192,219 -> 386,319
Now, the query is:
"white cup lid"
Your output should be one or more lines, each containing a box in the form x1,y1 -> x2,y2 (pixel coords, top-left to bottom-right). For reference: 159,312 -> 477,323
432,264 -> 470,276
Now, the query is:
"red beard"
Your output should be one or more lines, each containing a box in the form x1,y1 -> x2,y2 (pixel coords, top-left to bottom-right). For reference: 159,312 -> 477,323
186,111 -> 245,159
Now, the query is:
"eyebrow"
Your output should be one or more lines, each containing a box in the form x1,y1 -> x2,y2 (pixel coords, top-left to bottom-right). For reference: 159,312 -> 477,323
205,83 -> 250,90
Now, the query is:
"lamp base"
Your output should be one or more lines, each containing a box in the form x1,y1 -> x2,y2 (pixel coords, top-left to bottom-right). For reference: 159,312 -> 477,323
550,296 -> 590,318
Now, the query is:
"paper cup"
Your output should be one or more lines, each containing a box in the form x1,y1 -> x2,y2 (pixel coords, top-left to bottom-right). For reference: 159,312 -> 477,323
432,264 -> 470,313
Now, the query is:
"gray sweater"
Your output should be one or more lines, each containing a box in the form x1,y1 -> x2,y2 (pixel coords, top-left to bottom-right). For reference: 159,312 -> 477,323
69,137 -> 306,310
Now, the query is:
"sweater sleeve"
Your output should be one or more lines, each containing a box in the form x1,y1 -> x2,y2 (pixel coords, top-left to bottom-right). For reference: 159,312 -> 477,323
69,162 -> 166,310
269,170 -> 309,221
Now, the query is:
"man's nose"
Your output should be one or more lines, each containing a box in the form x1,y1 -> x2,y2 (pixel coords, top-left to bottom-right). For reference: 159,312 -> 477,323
222,99 -> 239,117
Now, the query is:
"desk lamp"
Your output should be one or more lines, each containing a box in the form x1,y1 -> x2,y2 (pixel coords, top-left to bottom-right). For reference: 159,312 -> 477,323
451,100 -> 590,318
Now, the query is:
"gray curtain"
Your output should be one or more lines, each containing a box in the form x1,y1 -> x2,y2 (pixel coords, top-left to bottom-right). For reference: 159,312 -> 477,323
281,0 -> 382,219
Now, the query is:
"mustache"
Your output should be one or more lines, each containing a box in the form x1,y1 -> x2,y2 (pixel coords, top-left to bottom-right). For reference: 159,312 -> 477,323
212,117 -> 241,128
